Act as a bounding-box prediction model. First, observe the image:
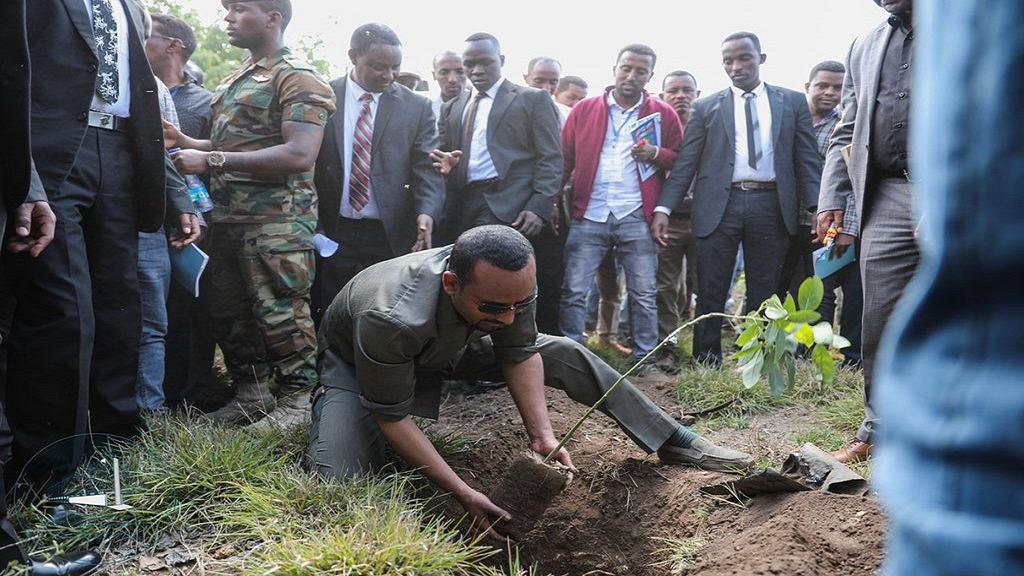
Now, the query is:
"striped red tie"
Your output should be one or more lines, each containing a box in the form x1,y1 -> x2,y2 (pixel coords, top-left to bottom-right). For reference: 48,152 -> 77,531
349,93 -> 374,212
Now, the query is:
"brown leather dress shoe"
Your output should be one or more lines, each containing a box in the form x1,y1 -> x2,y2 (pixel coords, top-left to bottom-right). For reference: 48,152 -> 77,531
833,440 -> 873,464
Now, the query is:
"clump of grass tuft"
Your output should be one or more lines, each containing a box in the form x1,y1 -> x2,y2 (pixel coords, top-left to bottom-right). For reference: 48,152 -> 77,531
650,536 -> 708,574
13,415 -> 501,575
793,428 -> 847,452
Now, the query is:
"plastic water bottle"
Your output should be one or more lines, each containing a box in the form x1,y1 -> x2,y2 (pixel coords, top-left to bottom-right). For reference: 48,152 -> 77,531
169,147 -> 215,213
185,174 -> 215,213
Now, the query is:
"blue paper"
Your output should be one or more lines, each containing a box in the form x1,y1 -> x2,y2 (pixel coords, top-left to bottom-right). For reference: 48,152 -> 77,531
813,242 -> 856,279
169,243 -> 209,298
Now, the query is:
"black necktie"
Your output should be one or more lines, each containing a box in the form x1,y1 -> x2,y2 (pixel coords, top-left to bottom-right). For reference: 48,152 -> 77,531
91,0 -> 120,104
458,91 -> 487,183
743,91 -> 762,170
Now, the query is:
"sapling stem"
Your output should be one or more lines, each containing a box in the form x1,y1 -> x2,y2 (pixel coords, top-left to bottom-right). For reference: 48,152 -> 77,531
543,312 -> 757,464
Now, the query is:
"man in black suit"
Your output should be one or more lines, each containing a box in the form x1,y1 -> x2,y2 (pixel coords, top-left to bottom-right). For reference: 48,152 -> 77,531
654,32 -> 821,363
4,0 -> 198,480
312,23 -> 444,322
430,33 -> 563,334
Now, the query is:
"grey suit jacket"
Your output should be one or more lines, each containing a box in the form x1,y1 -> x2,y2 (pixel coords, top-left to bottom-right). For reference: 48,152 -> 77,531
438,80 -> 562,222
315,78 -> 445,253
659,84 -> 822,238
818,20 -> 895,237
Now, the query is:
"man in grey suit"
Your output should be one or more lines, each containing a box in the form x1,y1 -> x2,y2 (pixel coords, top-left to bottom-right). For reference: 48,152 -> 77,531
312,23 -> 444,322
431,33 -> 564,334
817,0 -> 918,465
309,225 -> 752,538
654,32 -> 821,363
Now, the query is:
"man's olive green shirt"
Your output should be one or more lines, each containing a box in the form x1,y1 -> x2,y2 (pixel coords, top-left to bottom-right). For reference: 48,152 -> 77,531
209,47 -> 336,229
319,246 -> 539,420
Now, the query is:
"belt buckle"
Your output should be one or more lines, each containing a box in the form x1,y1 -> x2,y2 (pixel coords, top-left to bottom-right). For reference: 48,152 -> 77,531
89,110 -> 116,130
739,181 -> 753,191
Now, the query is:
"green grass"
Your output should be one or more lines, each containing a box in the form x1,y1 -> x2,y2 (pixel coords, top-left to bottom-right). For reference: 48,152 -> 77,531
11,416 -> 503,575
793,428 -> 848,452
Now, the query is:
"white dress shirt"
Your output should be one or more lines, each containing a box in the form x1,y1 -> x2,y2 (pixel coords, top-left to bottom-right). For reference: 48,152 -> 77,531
730,82 -> 775,182
464,77 -> 504,183
584,92 -> 644,223
555,99 -> 572,129
340,74 -> 383,219
84,0 -> 131,117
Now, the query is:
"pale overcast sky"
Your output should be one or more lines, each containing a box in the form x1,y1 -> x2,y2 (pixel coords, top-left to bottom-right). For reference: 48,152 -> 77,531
185,0 -> 888,95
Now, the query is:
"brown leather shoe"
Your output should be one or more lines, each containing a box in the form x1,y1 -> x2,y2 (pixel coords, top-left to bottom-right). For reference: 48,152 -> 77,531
833,440 -> 873,464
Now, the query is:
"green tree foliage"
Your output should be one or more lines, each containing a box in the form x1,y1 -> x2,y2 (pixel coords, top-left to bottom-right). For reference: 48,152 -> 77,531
144,0 -> 332,90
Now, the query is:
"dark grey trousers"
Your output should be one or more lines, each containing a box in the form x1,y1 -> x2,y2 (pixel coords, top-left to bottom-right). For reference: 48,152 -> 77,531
857,177 -> 920,442
308,334 -> 680,479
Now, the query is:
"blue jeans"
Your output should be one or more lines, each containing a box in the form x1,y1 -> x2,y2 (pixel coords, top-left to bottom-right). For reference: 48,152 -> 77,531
559,209 -> 658,359
137,230 -> 170,411
875,2 -> 1024,573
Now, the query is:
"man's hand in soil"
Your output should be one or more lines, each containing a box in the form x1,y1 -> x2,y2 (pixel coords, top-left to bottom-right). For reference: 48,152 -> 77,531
530,437 -> 576,471
455,488 -> 512,541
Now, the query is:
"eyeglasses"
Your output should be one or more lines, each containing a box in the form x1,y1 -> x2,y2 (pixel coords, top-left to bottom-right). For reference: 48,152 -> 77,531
476,293 -> 537,316
151,35 -> 186,48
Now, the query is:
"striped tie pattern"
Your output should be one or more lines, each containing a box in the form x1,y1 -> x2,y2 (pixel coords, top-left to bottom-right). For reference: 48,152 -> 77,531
349,93 -> 374,212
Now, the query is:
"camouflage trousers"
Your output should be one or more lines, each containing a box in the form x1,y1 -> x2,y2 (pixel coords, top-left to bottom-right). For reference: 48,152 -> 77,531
205,223 -> 318,392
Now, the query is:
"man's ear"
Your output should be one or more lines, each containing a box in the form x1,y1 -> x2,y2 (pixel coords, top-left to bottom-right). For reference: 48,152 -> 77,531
760,53 -> 767,65
499,54 -> 505,67
442,271 -> 460,296
348,49 -> 359,67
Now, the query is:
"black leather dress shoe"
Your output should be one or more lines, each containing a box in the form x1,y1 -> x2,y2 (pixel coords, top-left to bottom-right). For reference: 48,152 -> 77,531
30,549 -> 101,576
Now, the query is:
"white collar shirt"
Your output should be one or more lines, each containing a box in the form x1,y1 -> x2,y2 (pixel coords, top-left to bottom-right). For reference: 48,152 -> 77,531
84,0 -> 132,117
464,77 -> 504,183
340,74 -> 383,219
730,82 -> 775,182
583,92 -> 643,223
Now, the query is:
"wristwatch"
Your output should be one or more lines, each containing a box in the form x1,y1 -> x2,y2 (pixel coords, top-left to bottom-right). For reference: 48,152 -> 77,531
207,150 -> 227,170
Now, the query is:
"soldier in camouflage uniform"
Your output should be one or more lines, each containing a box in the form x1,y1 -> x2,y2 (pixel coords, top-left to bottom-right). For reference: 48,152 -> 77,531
167,0 -> 335,427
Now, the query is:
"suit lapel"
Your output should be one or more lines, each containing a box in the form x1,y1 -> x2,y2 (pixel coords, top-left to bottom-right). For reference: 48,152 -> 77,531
61,0 -> 98,60
766,84 -> 783,147
863,23 -> 895,134
450,91 -> 470,148
487,80 -> 516,148
372,84 -> 397,153
331,77 -> 348,169
719,89 -> 735,143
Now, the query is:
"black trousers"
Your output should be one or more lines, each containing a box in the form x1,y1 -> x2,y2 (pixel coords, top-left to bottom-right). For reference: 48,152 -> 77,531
820,245 -> 864,364
447,184 -> 564,335
3,127 -> 142,479
312,217 -> 395,327
694,187 -> 790,362
777,224 -> 816,298
163,234 -> 216,407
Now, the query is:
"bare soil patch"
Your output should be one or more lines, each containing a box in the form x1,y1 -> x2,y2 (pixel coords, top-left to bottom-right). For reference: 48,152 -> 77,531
431,376 -> 885,576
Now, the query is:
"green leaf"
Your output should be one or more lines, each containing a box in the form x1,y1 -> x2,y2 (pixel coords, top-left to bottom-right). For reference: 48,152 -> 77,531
768,364 -> 786,397
811,344 -> 836,386
798,276 -> 825,311
788,310 -> 822,324
764,305 -> 787,320
793,324 -> 816,347
831,335 -> 852,350
731,342 -> 763,362
783,294 -> 797,315
811,322 -> 835,346
735,324 -> 759,348
786,357 -> 797,389
740,351 -> 765,388
773,327 -> 789,364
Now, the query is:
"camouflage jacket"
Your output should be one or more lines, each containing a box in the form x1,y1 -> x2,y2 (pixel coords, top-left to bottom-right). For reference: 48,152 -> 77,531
209,47 -> 336,229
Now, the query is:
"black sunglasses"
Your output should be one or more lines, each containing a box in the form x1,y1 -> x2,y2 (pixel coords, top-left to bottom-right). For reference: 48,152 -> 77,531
477,292 -> 537,315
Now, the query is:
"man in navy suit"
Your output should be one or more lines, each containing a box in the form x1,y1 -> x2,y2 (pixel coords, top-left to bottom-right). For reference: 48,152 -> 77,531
654,32 -> 821,363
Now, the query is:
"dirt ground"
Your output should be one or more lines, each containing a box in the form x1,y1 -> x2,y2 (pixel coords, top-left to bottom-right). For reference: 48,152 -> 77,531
431,376 -> 885,576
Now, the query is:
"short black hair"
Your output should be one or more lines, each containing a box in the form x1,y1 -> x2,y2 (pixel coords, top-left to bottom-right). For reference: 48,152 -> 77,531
616,43 -> 657,68
350,23 -> 401,55
723,31 -> 761,53
151,14 -> 198,63
465,32 -> 501,53
663,70 -> 698,90
808,60 -> 846,82
557,75 -> 588,92
432,50 -> 461,69
222,0 -> 292,30
449,226 -> 534,283
527,56 -> 561,74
